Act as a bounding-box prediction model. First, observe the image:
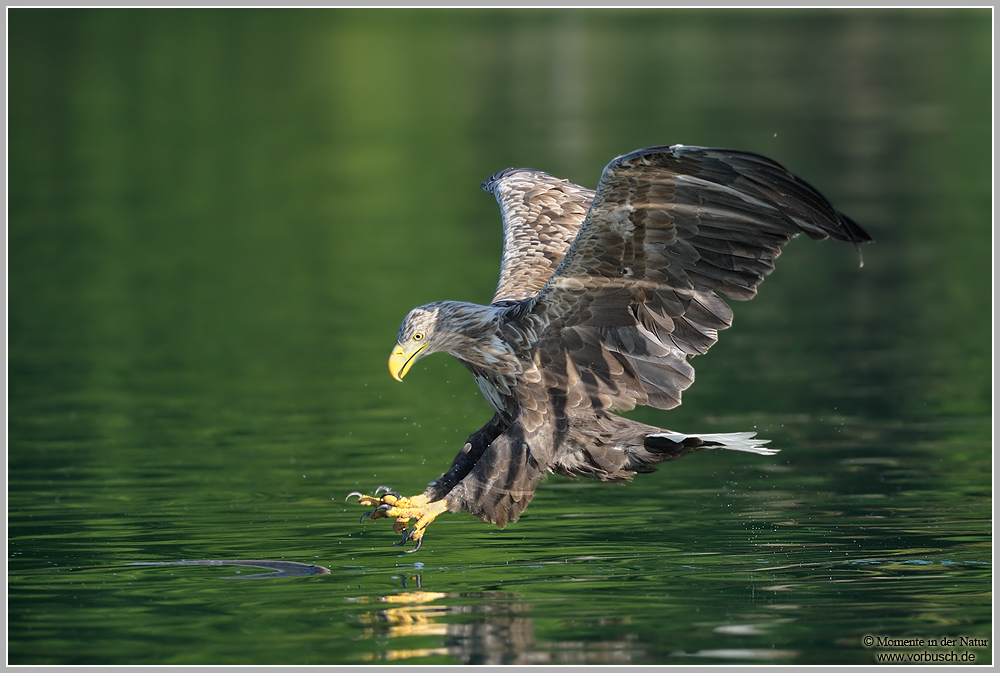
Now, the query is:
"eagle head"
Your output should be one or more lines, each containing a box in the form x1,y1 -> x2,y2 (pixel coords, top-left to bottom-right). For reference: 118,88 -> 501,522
389,305 -> 441,381
389,301 -> 510,381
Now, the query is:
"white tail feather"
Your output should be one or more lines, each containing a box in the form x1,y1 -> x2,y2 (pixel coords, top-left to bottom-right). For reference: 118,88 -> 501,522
649,431 -> 778,456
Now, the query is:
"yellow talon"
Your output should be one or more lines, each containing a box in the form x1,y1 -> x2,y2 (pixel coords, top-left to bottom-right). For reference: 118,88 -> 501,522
347,488 -> 448,552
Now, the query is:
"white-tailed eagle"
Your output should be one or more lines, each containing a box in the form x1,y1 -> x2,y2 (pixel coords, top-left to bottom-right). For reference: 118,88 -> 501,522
348,145 -> 871,551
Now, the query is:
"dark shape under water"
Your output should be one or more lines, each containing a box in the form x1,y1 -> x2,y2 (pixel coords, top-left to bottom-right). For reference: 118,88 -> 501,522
127,559 -> 330,579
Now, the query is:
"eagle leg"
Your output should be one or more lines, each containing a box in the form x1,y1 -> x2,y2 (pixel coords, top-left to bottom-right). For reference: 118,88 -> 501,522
346,490 -> 449,552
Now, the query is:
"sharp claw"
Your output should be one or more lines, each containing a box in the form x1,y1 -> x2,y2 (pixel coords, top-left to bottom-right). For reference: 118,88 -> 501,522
347,490 -> 438,553
374,485 -> 402,498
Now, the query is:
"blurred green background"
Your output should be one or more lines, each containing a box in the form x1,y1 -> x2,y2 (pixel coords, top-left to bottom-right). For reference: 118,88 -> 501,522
8,8 -> 991,665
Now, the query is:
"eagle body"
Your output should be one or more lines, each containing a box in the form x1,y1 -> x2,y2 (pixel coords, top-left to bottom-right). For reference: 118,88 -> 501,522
351,145 -> 871,551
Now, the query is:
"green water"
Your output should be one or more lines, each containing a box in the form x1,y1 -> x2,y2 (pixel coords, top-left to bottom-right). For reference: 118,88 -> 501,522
8,8 -> 991,666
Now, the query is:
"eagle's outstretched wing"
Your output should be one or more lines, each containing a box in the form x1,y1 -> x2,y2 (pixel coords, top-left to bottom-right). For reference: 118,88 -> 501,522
519,145 -> 871,414
481,168 -> 594,304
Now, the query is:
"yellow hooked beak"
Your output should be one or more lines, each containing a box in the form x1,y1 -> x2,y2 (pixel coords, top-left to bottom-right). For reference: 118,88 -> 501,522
388,340 -> 429,381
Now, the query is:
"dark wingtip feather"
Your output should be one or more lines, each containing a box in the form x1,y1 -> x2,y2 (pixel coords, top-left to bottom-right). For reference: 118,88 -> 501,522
481,168 -> 514,194
832,211 -> 872,268
662,143 -> 874,266
481,168 -> 537,195
839,212 -> 872,243
824,210 -> 874,267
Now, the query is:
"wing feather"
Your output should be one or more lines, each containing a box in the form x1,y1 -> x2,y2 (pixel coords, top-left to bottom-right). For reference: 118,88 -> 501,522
514,144 -> 870,413
481,168 -> 594,304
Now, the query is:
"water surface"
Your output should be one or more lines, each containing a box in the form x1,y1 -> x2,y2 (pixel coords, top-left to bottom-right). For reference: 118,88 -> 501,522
8,8 -> 991,666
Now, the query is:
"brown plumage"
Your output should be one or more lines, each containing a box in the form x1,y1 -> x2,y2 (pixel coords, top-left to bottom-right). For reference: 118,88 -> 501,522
348,145 -> 871,551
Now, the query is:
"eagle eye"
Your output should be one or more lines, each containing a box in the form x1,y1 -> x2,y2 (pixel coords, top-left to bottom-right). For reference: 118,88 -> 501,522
413,331 -> 425,342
